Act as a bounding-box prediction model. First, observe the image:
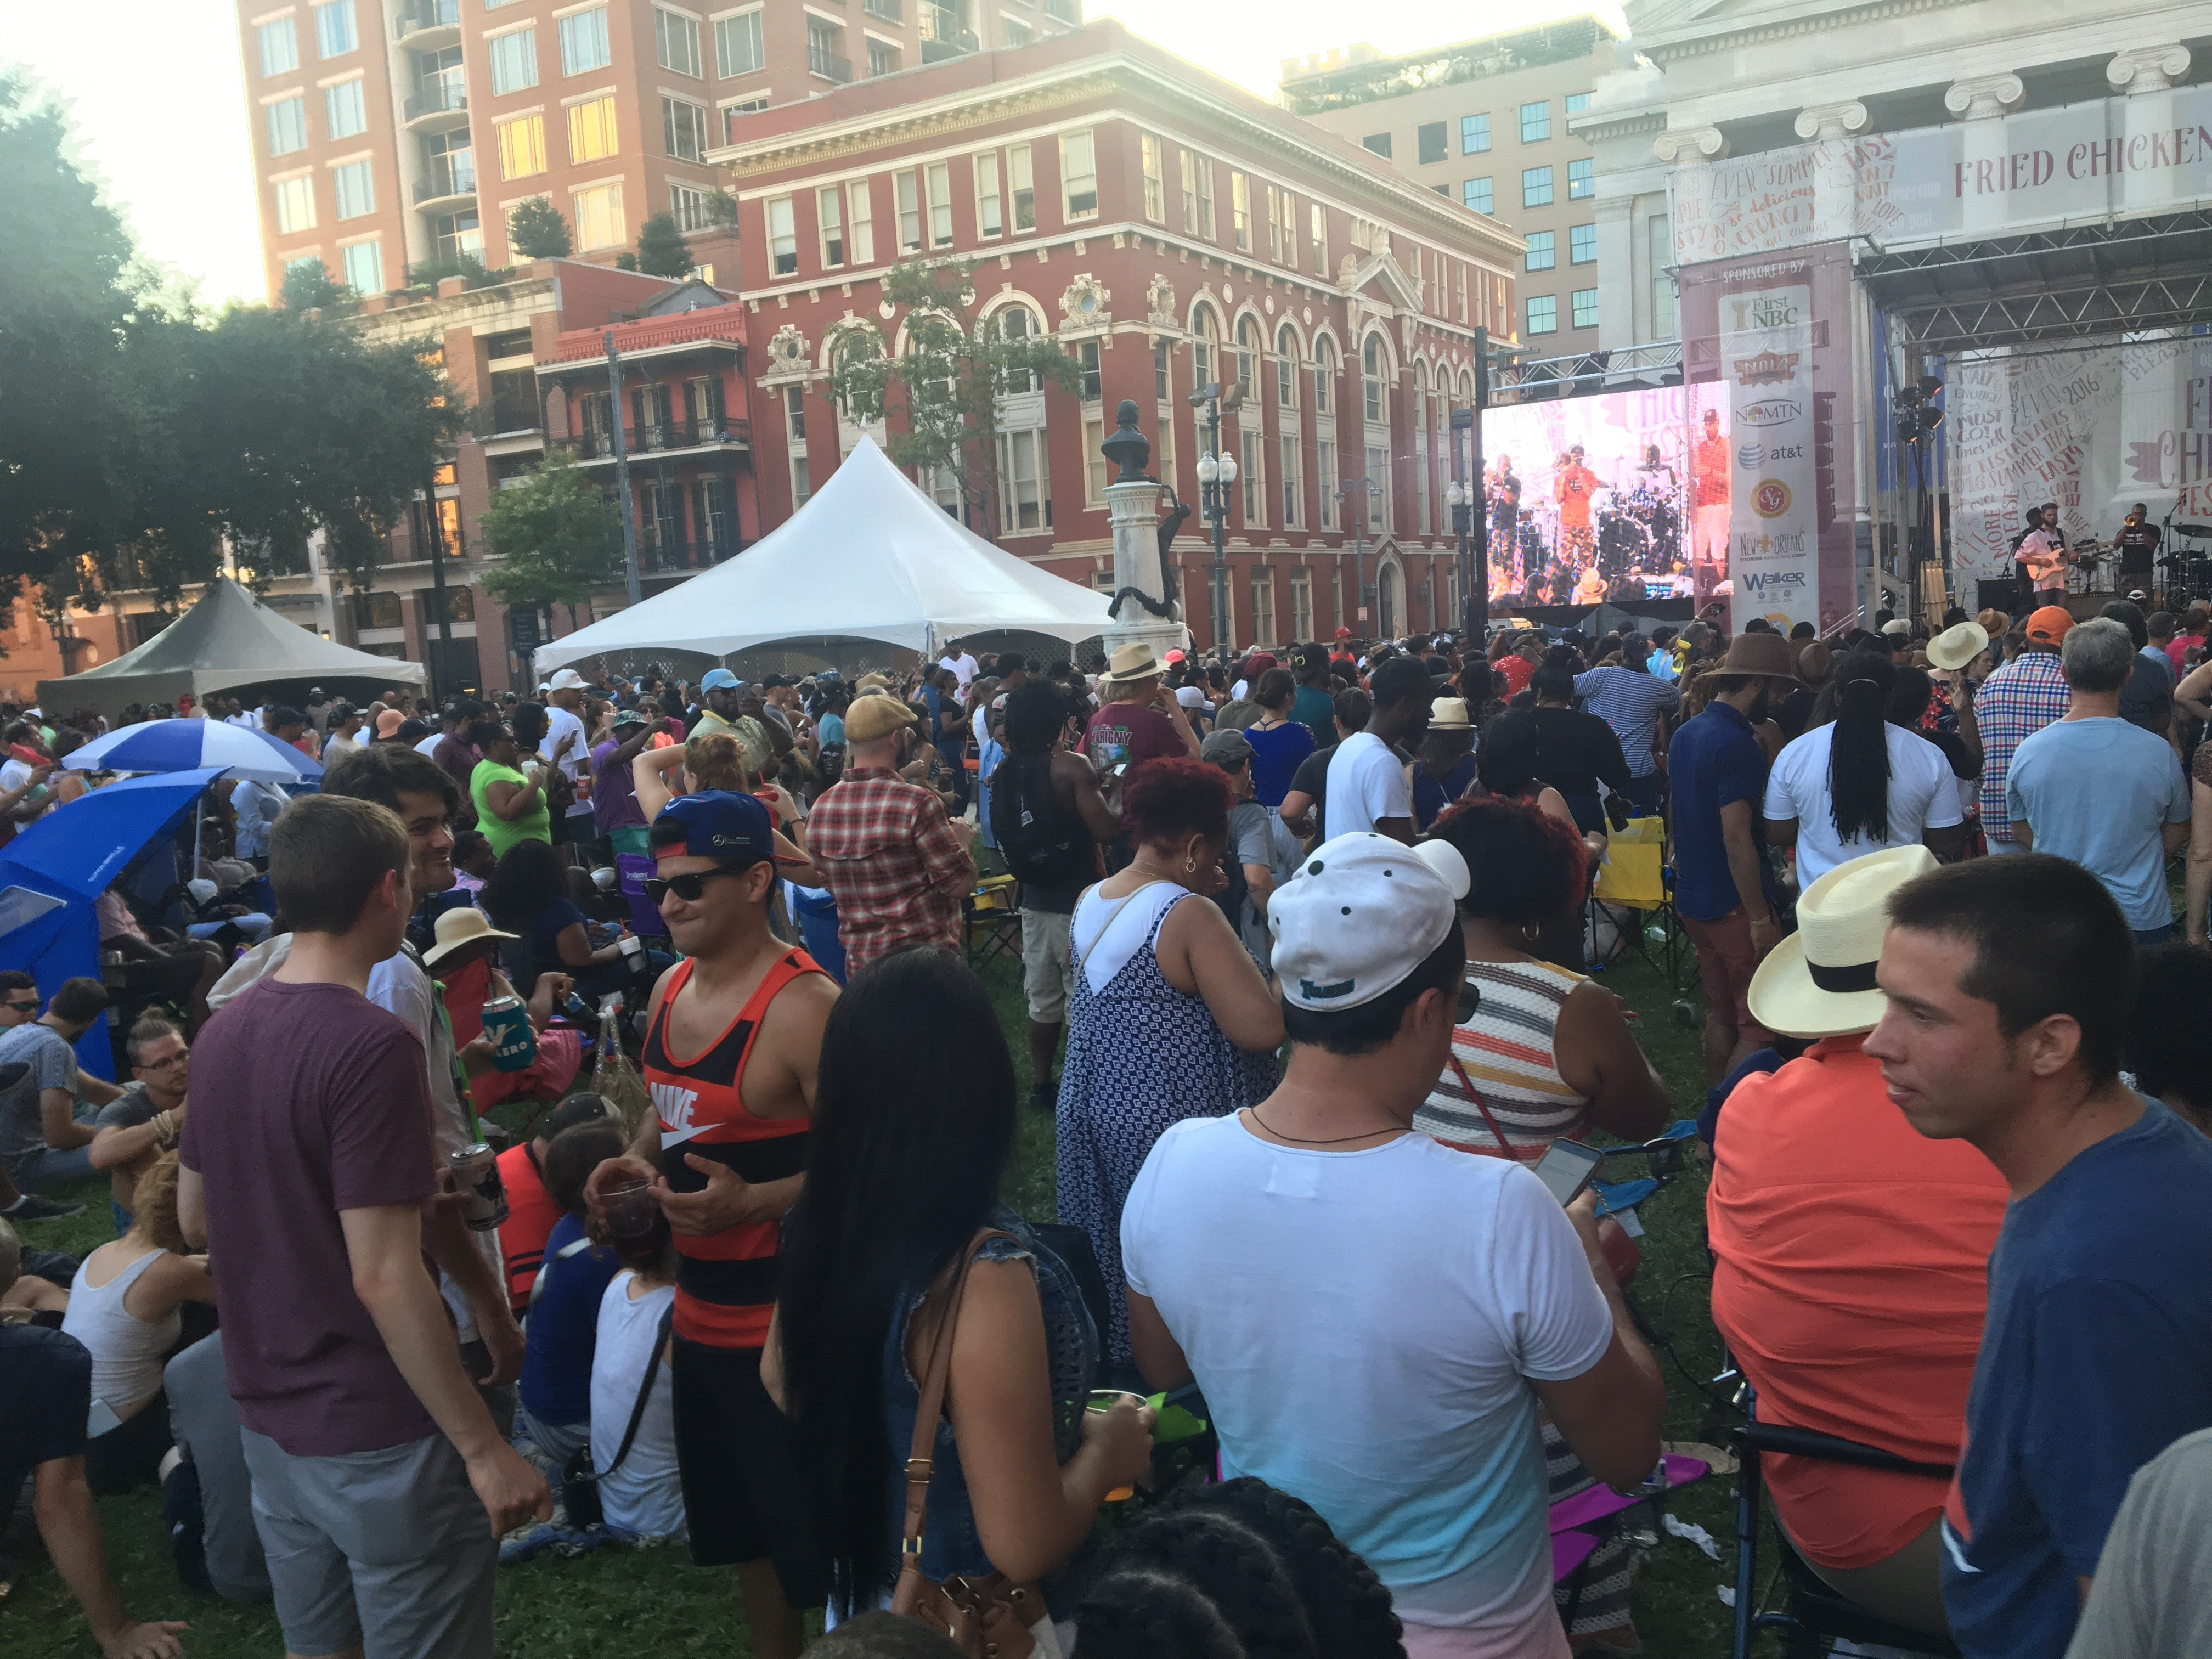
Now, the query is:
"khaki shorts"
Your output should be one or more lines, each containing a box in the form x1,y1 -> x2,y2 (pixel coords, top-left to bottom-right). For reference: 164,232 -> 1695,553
1021,908 -> 1076,1025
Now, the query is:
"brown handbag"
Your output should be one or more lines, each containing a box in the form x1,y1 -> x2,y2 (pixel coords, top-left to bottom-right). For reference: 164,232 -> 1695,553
889,1228 -> 1044,1659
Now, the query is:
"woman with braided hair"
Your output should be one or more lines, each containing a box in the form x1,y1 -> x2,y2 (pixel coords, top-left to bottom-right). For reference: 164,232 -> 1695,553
1076,1478 -> 1405,1659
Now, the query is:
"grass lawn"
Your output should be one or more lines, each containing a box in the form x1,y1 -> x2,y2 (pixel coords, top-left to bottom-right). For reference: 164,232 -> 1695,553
3,945 -> 1750,1657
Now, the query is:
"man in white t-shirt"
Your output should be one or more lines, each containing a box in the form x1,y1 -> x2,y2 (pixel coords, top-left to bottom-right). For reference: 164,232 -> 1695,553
1323,657 -> 1434,843
1122,833 -> 1664,1657
543,670 -> 597,852
938,642 -> 979,692
1761,692 -> 1970,887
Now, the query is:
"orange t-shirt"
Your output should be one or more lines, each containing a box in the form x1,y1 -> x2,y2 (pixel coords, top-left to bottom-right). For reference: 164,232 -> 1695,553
1706,1034 -> 2009,1570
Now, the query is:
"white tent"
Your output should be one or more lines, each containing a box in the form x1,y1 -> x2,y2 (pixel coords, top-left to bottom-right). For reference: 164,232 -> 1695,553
533,435 -> 1112,674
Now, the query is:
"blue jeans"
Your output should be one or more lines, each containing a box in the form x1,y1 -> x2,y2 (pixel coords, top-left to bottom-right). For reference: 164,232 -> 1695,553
10,1141 -> 95,1193
2135,923 -> 2177,947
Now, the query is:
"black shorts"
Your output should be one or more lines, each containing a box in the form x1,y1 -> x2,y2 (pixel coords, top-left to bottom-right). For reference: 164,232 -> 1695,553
669,1336 -> 827,1604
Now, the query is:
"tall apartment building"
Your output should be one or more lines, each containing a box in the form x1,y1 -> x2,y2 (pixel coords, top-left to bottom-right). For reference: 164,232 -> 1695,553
712,21 -> 1519,648
236,0 -> 1084,302
1280,18 -> 1615,357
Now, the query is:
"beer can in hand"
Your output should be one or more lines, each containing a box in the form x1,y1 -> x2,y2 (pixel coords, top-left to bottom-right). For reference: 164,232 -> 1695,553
449,1143 -> 509,1231
481,992 -> 537,1073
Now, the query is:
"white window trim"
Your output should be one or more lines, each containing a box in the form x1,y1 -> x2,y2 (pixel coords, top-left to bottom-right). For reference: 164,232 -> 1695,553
483,19 -> 537,39
707,1 -> 762,17
801,4 -> 844,21
716,89 -> 771,109
551,1 -> 605,19
249,5 -> 297,24
313,69 -> 364,89
268,165 -> 316,183
257,87 -> 304,105
336,231 -> 382,248
568,171 -> 628,194
323,149 -> 376,168
654,0 -> 704,18
658,83 -> 711,102
561,84 -> 620,106
861,27 -> 900,46
494,103 -> 547,119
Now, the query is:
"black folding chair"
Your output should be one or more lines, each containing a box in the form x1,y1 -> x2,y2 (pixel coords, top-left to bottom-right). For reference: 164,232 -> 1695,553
1729,1389 -> 1961,1658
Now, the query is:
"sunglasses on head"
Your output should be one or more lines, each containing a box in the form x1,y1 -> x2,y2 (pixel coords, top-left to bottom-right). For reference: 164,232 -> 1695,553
644,864 -> 759,905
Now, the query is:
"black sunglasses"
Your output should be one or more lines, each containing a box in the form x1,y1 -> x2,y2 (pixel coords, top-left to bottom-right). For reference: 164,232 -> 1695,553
5,998 -> 38,1013
644,865 -> 758,905
1457,983 -> 1482,1026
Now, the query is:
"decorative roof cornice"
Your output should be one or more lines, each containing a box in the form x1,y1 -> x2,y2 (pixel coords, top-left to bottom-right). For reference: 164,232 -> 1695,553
1635,0 -> 1982,64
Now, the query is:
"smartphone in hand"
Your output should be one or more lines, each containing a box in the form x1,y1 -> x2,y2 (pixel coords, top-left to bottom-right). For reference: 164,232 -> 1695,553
1531,1139 -> 1605,1207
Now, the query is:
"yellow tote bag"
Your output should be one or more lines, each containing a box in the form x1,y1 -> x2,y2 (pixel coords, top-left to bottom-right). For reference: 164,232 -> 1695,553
1593,815 -> 1667,910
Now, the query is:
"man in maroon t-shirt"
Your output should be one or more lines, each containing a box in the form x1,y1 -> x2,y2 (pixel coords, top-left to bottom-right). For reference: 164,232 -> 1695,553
1084,642 -> 1201,776
180,797 -> 546,1659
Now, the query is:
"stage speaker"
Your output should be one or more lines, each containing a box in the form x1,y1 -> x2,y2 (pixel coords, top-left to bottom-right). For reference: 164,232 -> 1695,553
1976,579 -> 2019,615
2066,590 -> 2121,621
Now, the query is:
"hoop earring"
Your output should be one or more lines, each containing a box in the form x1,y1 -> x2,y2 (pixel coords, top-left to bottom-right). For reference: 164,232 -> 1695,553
1185,853 -> 1199,873
1522,921 -> 1541,944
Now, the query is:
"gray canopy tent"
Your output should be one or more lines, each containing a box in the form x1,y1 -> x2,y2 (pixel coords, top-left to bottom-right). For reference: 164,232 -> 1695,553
38,578 -> 427,724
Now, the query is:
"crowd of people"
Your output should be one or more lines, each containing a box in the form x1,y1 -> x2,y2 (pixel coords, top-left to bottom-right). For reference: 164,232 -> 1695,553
2,600 -> 2211,1659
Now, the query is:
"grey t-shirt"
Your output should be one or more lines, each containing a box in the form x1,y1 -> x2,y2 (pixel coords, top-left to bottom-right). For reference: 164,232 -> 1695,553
0,1023 -> 84,1180
165,1334 -> 272,1602
2065,1427 -> 2212,1659
95,1081 -> 155,1131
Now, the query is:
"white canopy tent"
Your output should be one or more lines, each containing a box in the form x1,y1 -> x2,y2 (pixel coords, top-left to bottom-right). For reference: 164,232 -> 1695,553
533,435 -> 1113,674
38,578 -> 427,723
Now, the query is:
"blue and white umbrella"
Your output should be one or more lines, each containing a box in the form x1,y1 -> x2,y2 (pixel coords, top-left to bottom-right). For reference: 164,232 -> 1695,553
63,719 -> 325,785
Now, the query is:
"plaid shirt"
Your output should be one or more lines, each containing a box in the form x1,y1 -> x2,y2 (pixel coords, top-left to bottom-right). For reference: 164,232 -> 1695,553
1976,650 -> 2070,842
808,767 -> 974,974
1573,665 -> 1681,777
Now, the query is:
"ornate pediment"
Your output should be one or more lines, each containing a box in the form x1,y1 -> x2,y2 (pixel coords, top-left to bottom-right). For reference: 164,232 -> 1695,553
1058,273 -> 1111,334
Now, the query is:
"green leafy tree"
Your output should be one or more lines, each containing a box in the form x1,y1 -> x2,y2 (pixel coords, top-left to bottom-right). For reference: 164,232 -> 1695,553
507,198 -> 573,259
476,449 -> 625,631
405,251 -> 489,289
825,259 -> 1079,541
634,213 -> 694,279
614,252 -> 640,272
279,259 -> 346,311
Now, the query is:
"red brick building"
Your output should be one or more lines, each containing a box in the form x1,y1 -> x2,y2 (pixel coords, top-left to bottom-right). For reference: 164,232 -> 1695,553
711,20 -> 1521,648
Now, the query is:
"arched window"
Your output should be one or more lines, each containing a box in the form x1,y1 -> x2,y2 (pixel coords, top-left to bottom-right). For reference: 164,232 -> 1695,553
1362,334 -> 1387,424
1276,323 -> 1299,408
1313,336 -> 1336,417
828,328 -> 880,419
1235,315 -> 1263,398
1413,367 -> 1427,432
994,304 -> 1042,394
1191,306 -> 1221,390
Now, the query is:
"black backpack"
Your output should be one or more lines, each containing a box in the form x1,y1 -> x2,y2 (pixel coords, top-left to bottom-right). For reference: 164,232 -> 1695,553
991,752 -> 1096,889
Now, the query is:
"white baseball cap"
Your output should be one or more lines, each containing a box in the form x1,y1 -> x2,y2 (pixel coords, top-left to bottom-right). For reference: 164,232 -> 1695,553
1174,684 -> 1207,708
1268,833 -> 1470,1011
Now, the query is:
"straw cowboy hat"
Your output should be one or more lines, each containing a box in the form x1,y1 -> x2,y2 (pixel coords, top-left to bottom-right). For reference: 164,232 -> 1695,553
1427,696 -> 1473,730
1927,620 -> 1990,673
1747,845 -> 1937,1039
1099,642 -> 1167,685
422,905 -> 519,970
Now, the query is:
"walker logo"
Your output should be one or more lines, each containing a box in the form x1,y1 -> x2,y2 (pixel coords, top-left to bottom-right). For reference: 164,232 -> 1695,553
1737,400 -> 1802,427
1732,350 -> 1800,387
653,1081 -> 704,1146
1751,479 -> 1793,519
1737,569 -> 1807,597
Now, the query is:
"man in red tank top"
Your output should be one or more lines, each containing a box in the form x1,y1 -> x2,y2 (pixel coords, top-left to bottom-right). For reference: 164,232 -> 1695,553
585,791 -> 837,1658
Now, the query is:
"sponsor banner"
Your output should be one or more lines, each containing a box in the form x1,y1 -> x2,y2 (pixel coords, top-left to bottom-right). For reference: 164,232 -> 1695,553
1671,87 -> 2212,263
1950,334 -> 2212,583
1477,382 -> 1730,608
1678,244 -> 1858,634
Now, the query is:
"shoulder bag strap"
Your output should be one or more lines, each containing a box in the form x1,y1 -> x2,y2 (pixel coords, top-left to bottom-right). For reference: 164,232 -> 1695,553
1072,886 -> 1153,980
595,1303 -> 675,1483
1447,1053 -> 1521,1160
527,1235 -> 595,1310
900,1228 -> 1020,1565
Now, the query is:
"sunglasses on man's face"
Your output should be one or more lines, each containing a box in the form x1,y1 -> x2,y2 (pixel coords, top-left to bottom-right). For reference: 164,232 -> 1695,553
644,865 -> 757,905
5,998 -> 38,1014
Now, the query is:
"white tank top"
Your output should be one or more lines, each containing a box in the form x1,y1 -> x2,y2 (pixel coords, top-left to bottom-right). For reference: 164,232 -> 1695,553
589,1274 -> 685,1540
1069,881 -> 1184,992
61,1248 -> 179,1422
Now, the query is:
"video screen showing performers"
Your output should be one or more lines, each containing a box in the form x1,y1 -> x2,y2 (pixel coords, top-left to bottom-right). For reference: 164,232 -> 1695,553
1479,383 -> 1731,608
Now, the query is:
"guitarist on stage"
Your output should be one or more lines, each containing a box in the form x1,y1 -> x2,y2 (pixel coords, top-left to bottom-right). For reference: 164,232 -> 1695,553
2015,502 -> 2070,609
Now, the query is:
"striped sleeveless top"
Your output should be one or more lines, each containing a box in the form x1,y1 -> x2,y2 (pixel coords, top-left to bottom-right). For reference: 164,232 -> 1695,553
642,949 -> 823,1348
1414,956 -> 1592,1161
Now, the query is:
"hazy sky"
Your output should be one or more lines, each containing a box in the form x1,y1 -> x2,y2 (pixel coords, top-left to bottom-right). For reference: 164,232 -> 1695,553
1,0 -> 1614,306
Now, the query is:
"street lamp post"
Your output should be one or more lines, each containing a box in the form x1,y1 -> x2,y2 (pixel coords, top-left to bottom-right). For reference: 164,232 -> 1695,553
1190,382 -> 1239,656
1336,477 -> 1375,638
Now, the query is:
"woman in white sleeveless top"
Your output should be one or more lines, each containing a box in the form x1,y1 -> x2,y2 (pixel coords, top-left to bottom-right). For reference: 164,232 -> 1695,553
590,1261 -> 684,1542
61,1150 -> 216,1493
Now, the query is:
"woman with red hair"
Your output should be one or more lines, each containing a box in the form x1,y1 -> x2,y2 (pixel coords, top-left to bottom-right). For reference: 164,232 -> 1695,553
1057,756 -> 1284,1369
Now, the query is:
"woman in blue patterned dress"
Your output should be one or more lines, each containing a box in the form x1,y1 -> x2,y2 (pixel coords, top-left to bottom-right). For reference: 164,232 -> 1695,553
1057,757 -> 1284,1369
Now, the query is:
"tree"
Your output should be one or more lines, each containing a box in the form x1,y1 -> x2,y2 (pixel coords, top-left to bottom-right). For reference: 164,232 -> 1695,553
279,259 -> 345,311
476,449 -> 625,631
634,213 -> 694,279
825,259 -> 1079,541
507,198 -> 573,259
405,251 -> 489,289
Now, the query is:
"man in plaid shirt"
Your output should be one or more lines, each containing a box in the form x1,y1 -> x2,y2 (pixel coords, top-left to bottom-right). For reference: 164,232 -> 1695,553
1976,606 -> 2074,852
808,692 -> 974,974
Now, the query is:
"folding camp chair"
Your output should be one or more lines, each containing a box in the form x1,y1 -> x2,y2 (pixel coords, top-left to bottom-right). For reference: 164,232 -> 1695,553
1586,814 -> 1689,991
963,874 -> 1023,969
1551,1451 -> 1712,1635
1728,1387 -> 1961,1659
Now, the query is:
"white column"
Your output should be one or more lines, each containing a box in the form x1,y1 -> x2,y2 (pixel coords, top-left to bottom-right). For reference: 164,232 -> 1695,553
2112,46 -> 2192,218
1651,123 -> 1728,165
1944,74 -> 2024,237
1793,101 -> 1871,143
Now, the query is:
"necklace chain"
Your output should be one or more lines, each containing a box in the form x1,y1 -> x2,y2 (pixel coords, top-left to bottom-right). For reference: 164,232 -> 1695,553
1245,1105 -> 1409,1147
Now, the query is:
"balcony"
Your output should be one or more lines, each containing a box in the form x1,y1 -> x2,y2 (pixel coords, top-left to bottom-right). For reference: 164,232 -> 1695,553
391,0 -> 460,47
863,0 -> 903,19
414,166 -> 477,210
808,44 -> 851,82
403,81 -> 469,131
638,533 -> 741,575
554,416 -> 752,461
486,390 -> 541,435
919,6 -> 978,61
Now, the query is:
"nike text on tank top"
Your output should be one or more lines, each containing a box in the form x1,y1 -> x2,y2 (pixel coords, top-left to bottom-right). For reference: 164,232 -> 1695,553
641,949 -> 825,1347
